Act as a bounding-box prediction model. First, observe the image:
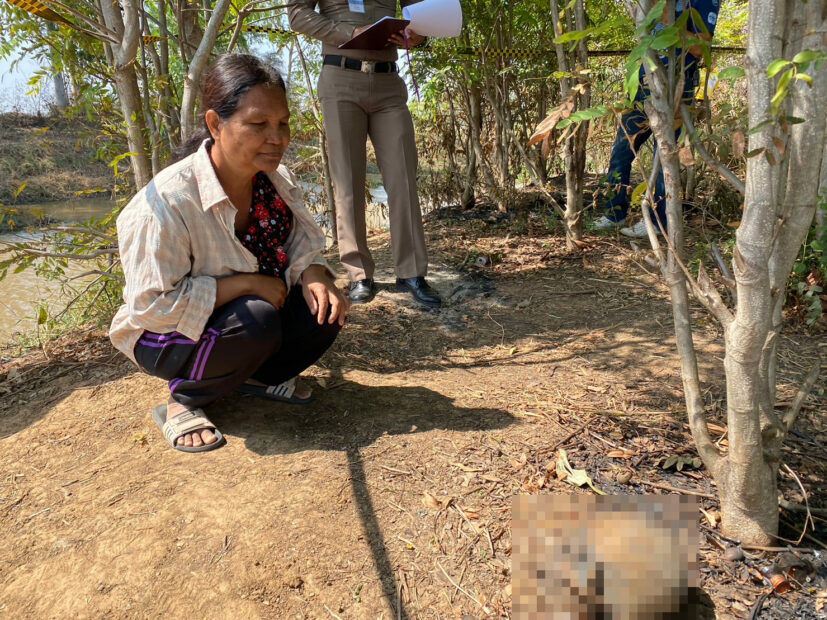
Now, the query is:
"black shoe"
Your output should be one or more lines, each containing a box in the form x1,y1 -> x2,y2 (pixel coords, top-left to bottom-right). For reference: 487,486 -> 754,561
349,278 -> 375,304
396,277 -> 442,308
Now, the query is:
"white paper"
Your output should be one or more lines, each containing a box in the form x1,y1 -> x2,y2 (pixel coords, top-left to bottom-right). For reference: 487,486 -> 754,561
402,0 -> 462,38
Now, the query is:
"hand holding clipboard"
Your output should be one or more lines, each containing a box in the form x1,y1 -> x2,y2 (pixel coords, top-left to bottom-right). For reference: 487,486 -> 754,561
339,16 -> 423,50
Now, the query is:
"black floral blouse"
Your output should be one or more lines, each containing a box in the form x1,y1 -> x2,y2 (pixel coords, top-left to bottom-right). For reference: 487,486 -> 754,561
238,172 -> 293,279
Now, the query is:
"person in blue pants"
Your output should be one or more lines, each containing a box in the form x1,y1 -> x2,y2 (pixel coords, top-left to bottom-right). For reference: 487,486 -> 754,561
594,0 -> 720,238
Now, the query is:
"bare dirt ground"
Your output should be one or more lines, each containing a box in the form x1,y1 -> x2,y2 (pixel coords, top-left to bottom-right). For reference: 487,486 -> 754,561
1,210 -> 824,618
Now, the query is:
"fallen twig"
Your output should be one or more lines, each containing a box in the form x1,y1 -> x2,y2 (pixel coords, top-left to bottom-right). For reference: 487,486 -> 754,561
781,464 -> 813,545
324,604 -> 342,620
544,419 -> 591,455
747,589 -> 771,620
783,359 -> 821,434
635,479 -> 714,499
436,561 -> 491,615
779,498 -> 827,517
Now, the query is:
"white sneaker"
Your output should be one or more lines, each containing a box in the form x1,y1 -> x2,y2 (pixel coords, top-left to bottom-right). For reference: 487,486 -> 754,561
620,219 -> 662,238
592,215 -> 626,231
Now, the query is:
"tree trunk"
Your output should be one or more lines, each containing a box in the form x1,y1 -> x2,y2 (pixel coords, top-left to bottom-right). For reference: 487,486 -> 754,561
551,0 -> 590,249
99,0 -> 152,189
464,77 -> 501,208
180,0 -> 233,140
157,0 -> 180,148
175,0 -> 204,66
818,141 -> 827,243
633,0 -> 825,546
296,38 -> 337,244
45,23 -> 69,111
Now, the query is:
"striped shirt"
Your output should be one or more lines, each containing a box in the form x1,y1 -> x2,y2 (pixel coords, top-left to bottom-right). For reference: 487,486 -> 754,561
109,140 -> 330,364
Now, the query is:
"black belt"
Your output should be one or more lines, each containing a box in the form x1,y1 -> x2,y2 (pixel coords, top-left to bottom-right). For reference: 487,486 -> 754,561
323,55 -> 397,73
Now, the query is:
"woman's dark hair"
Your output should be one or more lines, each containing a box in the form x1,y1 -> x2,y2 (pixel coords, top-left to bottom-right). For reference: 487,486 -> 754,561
175,54 -> 286,161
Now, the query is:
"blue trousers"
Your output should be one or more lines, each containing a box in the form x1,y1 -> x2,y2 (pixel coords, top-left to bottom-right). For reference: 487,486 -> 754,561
603,65 -> 699,227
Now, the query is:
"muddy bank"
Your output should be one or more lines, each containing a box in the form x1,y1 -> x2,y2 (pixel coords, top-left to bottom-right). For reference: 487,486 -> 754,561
0,113 -> 115,205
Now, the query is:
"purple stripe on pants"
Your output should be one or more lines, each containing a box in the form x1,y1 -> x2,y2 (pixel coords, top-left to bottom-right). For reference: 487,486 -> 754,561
139,338 -> 200,348
195,331 -> 219,381
142,331 -> 192,342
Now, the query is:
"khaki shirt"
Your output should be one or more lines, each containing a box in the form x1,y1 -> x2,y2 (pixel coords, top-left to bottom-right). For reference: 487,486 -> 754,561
288,0 -> 420,62
109,140 -> 330,364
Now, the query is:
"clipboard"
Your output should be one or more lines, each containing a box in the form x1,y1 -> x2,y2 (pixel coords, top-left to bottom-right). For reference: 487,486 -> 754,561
338,16 -> 409,50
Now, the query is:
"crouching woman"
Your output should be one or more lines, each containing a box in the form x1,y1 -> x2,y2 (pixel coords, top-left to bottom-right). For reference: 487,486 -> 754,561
109,54 -> 348,453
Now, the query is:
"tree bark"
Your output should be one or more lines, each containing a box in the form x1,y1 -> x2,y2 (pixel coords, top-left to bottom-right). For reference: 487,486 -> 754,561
99,0 -> 152,189
180,0 -> 233,141
47,24 -> 69,110
296,38 -> 336,243
643,51 -> 721,481
551,0 -> 589,249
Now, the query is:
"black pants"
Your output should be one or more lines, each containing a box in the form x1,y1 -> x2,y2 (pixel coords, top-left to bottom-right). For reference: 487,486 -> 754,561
134,289 -> 341,408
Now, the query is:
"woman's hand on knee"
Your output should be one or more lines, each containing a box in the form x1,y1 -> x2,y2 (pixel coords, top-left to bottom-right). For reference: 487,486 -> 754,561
301,265 -> 350,326
249,274 -> 288,309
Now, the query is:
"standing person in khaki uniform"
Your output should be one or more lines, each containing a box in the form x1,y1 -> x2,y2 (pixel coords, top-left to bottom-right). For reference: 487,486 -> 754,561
288,0 -> 442,308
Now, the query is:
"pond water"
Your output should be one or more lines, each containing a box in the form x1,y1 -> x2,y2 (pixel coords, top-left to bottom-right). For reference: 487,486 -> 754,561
0,198 -> 115,347
0,188 -> 390,347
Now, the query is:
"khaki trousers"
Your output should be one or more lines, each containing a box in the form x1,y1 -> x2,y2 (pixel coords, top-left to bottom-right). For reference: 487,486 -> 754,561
317,64 -> 428,282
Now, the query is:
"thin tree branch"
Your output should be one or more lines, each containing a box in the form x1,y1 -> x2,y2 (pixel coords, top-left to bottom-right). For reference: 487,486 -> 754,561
783,358 -> 821,433
180,0 -> 233,139
709,243 -> 737,293
68,269 -> 124,282
484,82 -> 567,221
614,104 -> 734,327
0,246 -> 118,260
40,0 -> 120,42
45,226 -> 117,243
681,104 -> 745,195
781,463 -> 814,545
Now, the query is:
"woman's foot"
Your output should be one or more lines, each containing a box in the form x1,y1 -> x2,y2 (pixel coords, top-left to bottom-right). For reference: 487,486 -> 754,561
244,378 -> 312,400
166,398 -> 218,448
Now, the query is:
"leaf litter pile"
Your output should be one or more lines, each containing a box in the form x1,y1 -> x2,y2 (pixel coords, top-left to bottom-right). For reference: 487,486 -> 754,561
0,203 -> 824,618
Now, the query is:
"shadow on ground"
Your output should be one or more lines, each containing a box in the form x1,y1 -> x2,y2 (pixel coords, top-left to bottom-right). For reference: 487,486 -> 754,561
208,381 -> 515,619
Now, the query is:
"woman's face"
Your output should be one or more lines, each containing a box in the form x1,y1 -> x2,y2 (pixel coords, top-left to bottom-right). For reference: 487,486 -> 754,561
207,84 -> 291,176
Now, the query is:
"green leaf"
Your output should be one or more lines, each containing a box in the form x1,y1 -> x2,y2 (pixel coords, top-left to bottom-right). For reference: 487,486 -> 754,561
643,54 -> 660,72
650,28 -> 680,50
770,68 -> 793,114
553,19 -> 624,45
792,49 -> 826,70
767,59 -> 791,77
624,61 -> 642,102
631,182 -> 648,205
37,306 -> 48,325
747,118 -> 774,135
795,73 -> 813,87
718,66 -> 745,80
